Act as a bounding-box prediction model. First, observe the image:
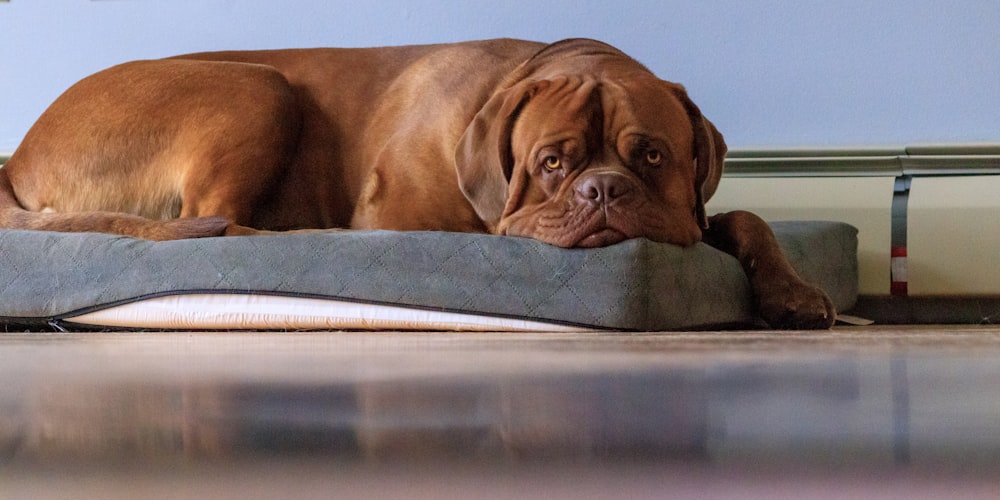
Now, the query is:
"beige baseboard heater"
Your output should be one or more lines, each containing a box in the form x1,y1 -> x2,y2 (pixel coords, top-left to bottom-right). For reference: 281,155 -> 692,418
710,143 -> 1000,324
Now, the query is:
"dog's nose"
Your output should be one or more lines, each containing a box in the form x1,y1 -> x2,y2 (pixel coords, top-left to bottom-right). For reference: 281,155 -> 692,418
576,174 -> 632,204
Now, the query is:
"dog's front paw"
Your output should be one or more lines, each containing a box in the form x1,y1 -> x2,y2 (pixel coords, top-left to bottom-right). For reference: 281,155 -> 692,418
754,278 -> 836,330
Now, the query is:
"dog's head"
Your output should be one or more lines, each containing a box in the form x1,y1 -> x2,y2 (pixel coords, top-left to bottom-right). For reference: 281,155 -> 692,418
456,39 -> 726,248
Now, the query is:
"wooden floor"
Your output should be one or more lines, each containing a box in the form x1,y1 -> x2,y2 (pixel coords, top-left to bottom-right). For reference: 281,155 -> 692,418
2,326 -> 1000,498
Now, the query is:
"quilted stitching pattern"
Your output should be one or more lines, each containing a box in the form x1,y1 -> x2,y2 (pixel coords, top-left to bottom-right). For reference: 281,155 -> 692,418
0,223 -> 857,330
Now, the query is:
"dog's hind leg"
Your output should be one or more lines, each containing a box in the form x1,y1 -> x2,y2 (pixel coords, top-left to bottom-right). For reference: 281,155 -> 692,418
0,167 -> 231,240
0,58 -> 302,240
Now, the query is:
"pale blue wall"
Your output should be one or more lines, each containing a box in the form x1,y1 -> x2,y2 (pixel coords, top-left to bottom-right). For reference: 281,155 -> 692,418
2,0 -> 998,151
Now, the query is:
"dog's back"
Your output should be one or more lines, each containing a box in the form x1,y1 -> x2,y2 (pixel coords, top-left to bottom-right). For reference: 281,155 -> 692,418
0,39 -> 542,239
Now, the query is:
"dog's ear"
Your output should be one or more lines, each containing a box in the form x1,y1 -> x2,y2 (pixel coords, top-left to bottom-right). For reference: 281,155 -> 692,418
455,80 -> 549,229
672,86 -> 727,229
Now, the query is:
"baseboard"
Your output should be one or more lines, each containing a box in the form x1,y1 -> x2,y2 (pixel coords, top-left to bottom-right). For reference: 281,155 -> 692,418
848,296 -> 1000,325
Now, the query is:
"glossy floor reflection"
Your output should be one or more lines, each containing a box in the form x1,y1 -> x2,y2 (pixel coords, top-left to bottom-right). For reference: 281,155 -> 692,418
2,327 -> 1000,496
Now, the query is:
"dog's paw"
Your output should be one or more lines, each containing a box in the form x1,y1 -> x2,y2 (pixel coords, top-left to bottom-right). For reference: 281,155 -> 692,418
755,278 -> 836,330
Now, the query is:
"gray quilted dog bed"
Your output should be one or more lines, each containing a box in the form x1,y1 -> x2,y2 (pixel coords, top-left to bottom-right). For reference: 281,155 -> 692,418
0,221 -> 857,331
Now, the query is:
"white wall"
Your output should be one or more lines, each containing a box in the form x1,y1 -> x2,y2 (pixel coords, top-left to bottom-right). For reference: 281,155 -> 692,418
2,0 -> 998,151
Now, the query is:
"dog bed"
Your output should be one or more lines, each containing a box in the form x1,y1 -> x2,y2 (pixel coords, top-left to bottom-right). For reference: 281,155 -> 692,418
0,221 -> 857,331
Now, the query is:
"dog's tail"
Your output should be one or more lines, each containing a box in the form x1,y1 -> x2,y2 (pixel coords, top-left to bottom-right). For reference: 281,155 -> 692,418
0,167 -> 229,240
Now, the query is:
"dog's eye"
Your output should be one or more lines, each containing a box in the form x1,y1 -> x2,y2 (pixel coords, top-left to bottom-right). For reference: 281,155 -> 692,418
543,156 -> 562,171
645,150 -> 662,166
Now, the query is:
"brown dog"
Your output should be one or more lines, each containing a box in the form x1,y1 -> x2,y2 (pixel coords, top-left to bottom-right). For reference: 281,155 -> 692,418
0,38 -> 835,328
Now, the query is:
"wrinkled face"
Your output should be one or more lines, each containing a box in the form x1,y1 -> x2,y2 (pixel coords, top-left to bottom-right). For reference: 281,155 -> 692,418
497,75 -> 702,248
